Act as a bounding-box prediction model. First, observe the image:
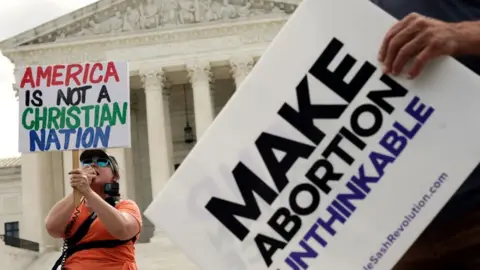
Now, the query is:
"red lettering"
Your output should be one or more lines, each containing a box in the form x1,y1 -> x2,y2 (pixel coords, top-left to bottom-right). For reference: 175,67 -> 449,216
51,65 -> 65,86
90,63 -> 103,84
20,67 -> 35,88
66,64 -> 82,86
36,66 -> 52,87
104,61 -> 120,83
82,63 -> 90,84
20,62 -> 122,88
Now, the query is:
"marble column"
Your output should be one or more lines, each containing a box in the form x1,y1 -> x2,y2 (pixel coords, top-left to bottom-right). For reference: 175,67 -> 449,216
163,83 -> 174,167
106,91 -> 137,200
20,152 -> 56,252
187,60 -> 215,139
230,55 -> 254,89
62,150 -> 74,196
50,151 -> 65,249
140,69 -> 174,240
125,93 -> 138,200
107,148 -> 135,200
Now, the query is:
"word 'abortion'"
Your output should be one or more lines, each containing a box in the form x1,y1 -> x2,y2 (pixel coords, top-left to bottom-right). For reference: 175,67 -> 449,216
203,37 -> 435,268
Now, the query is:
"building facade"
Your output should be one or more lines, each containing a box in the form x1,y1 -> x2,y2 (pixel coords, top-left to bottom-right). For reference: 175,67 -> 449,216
0,158 -> 22,237
0,0 -> 299,254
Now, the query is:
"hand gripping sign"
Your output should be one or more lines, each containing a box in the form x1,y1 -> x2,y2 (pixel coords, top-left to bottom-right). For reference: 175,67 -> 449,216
145,0 -> 480,269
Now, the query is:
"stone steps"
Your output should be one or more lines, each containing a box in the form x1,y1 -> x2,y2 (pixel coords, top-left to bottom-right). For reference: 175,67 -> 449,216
25,241 -> 198,270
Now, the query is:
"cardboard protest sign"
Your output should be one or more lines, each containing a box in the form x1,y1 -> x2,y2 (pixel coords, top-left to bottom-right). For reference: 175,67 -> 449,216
16,61 -> 130,153
145,0 -> 480,269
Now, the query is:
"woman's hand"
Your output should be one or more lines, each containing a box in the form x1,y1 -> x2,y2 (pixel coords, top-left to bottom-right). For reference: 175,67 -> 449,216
69,166 -> 97,196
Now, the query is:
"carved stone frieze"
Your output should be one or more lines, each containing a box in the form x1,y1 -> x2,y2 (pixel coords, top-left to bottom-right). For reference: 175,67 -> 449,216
12,0 -> 297,47
4,19 -> 286,68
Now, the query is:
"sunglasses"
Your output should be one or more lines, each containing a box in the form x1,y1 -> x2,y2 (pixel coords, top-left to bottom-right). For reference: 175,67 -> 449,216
81,158 -> 111,168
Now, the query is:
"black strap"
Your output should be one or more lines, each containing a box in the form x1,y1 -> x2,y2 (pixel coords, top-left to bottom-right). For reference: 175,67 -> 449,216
52,198 -> 134,270
52,237 -> 135,270
65,237 -> 136,258
67,212 -> 97,246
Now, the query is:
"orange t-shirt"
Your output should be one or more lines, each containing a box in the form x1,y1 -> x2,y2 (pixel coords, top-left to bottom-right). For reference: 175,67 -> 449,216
63,199 -> 142,270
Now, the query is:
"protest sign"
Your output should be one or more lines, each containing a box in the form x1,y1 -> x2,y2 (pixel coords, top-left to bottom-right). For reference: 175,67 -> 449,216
145,0 -> 480,269
16,61 -> 130,153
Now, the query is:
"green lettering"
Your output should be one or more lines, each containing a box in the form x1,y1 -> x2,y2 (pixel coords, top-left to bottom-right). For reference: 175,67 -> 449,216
34,107 -> 47,130
99,104 -> 113,126
112,102 -> 128,125
59,107 -> 66,129
81,105 -> 95,127
67,107 -> 81,129
47,107 -> 62,129
21,108 -> 34,130
94,105 -> 100,127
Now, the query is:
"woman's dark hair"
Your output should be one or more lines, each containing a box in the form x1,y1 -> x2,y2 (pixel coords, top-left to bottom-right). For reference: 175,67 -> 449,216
108,155 -> 120,178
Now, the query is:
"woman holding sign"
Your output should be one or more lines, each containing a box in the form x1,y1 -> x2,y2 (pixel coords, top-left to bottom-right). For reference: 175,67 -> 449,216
45,149 -> 142,270
374,0 -> 480,269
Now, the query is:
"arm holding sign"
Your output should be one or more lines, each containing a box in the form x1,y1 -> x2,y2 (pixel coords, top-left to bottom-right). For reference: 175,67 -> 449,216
45,193 -> 75,238
70,169 -> 140,240
379,12 -> 480,78
44,166 -> 96,238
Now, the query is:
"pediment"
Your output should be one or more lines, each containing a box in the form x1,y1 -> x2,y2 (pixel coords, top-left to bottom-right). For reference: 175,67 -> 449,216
0,0 -> 298,49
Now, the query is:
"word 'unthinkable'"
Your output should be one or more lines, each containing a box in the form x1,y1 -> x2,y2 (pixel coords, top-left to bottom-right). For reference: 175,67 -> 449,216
204,37 -> 435,269
19,62 -> 127,151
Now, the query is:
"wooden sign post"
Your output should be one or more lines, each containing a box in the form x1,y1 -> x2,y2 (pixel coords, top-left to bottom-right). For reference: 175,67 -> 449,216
72,150 -> 82,207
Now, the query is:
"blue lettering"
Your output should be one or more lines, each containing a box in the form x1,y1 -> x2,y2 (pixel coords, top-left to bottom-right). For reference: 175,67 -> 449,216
337,182 -> 366,212
379,130 -> 407,157
405,96 -> 434,124
285,257 -> 301,270
93,126 -> 110,147
282,96 -> 436,269
392,121 -> 420,139
350,165 -> 380,193
29,129 -> 46,151
82,127 -> 95,148
58,129 -> 76,149
303,224 -> 327,247
288,240 -> 318,269
331,199 -> 351,217
369,151 -> 395,177
45,129 -> 61,151
316,206 -> 346,237
75,127 -> 83,148
27,127 -> 111,151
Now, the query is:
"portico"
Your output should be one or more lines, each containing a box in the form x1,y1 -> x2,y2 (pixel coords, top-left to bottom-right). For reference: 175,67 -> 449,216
0,0 -> 297,251
20,57 -> 259,247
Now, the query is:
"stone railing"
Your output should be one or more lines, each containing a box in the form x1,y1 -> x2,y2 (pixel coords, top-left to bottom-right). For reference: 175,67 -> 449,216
0,235 -> 39,252
0,236 -> 38,270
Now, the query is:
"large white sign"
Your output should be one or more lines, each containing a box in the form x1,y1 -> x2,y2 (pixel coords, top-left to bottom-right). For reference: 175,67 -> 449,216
145,0 -> 480,269
16,61 -> 130,153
